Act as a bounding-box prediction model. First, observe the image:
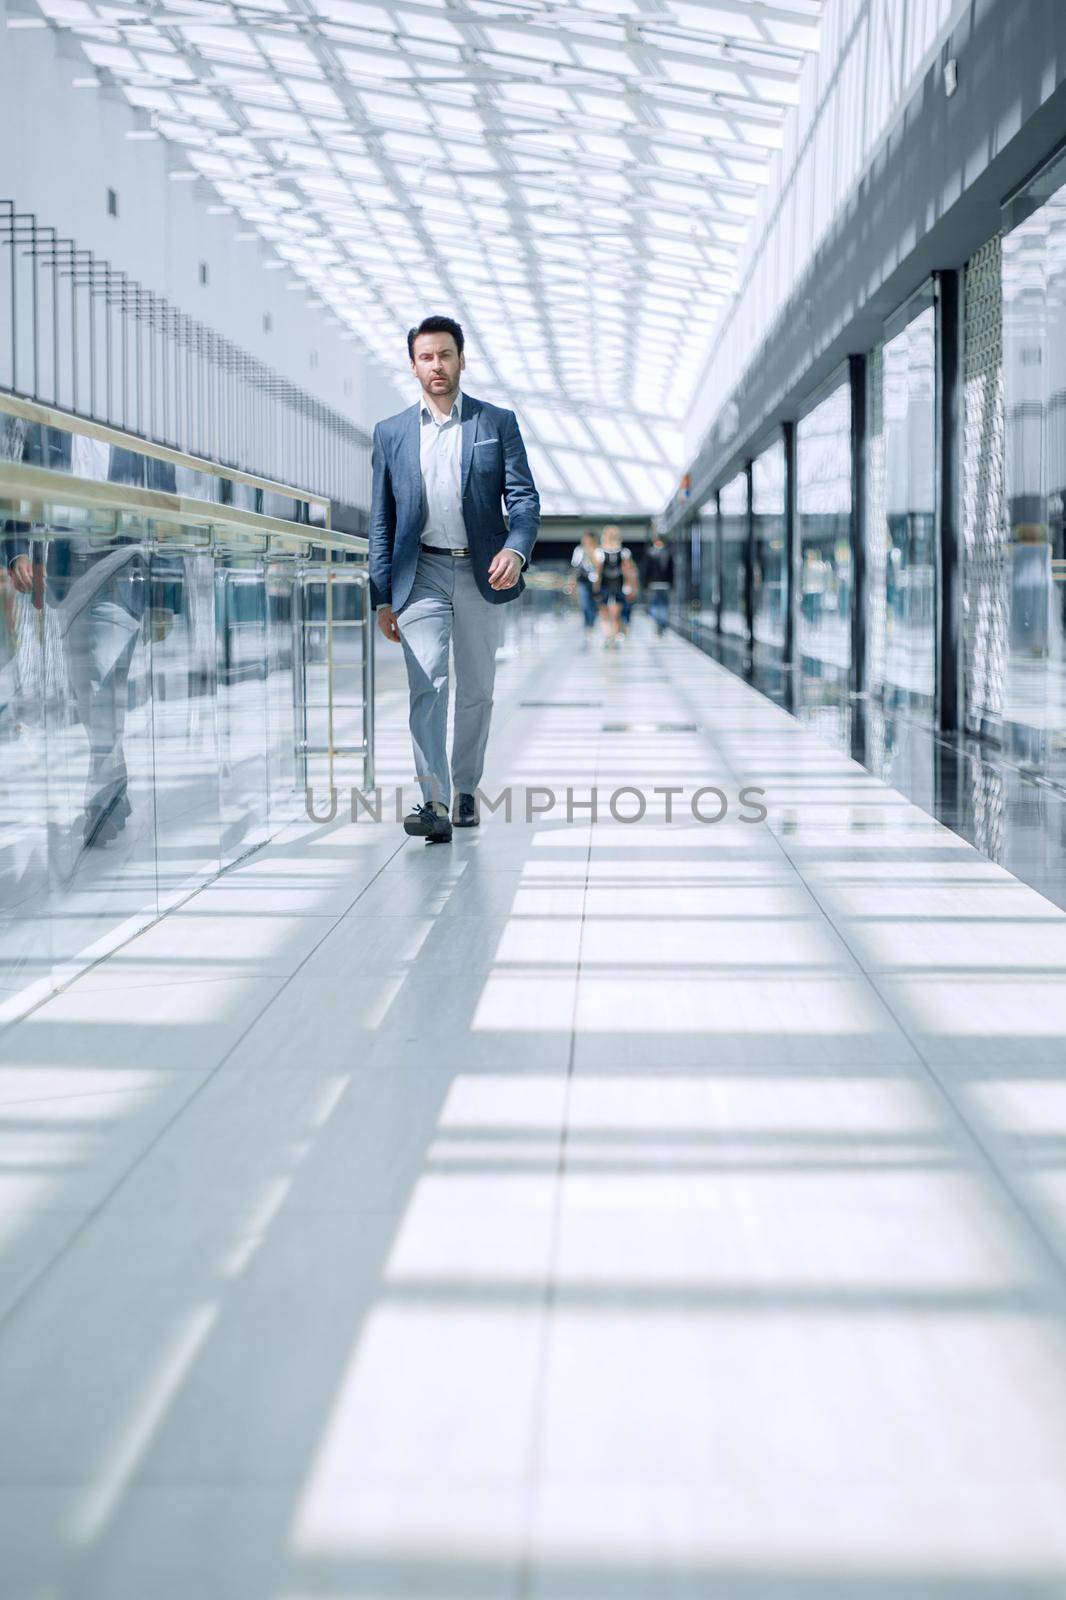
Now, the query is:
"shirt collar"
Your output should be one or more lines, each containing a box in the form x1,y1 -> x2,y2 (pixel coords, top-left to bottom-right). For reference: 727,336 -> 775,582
420,387 -> 463,425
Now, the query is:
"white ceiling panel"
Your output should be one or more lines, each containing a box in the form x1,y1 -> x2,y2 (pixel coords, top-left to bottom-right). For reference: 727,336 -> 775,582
25,0 -> 824,511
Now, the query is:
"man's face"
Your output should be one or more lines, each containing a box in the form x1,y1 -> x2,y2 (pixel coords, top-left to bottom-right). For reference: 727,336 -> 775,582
411,333 -> 464,400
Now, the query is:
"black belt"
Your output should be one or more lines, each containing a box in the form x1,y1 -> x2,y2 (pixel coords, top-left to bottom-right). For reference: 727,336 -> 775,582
421,543 -> 469,557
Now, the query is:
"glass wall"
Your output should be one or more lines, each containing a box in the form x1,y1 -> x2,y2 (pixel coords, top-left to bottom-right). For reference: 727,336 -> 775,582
695,497 -> 719,630
752,438 -> 787,655
719,472 -> 749,640
881,292 -> 937,717
1002,155 -> 1066,776
0,416 -> 370,1018
796,377 -> 852,682
669,527 -> 692,625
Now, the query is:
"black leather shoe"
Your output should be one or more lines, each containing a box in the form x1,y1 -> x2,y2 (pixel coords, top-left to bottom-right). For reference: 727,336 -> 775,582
452,792 -> 479,828
403,802 -> 452,844
83,788 -> 131,848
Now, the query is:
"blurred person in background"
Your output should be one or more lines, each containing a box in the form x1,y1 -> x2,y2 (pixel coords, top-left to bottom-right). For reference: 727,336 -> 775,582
641,530 -> 674,638
566,529 -> 599,644
594,525 -> 638,649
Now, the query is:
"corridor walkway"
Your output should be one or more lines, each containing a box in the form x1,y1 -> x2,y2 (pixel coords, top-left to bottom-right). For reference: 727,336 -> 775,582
3,613 -> 1066,1597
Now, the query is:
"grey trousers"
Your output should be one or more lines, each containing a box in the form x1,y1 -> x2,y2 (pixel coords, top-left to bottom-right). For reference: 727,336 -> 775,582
396,549 -> 504,808
65,596 -> 142,813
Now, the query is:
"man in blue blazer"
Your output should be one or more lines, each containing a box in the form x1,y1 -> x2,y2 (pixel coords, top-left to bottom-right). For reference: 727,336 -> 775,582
370,315 -> 540,843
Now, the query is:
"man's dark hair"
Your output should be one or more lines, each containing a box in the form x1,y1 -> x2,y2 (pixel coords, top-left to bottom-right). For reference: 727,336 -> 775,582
407,315 -> 464,361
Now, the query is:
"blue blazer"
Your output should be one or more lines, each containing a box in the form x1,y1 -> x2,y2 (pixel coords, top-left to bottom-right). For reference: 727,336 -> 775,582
369,392 -> 540,611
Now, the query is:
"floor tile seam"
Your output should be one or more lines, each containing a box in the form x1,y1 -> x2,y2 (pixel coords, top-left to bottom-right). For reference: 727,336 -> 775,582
0,840 -> 411,1342
517,709 -> 600,1576
72,973 -> 325,995
0,1475 -> 537,1493
95,1204 -> 530,1222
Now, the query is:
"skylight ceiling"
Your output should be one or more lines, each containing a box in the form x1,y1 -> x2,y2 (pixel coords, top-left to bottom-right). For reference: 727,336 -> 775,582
27,0 -> 825,513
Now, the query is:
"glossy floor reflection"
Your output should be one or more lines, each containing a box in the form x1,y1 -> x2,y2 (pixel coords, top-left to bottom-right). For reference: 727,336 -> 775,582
690,621 -> 1066,916
2,612 -> 1066,1597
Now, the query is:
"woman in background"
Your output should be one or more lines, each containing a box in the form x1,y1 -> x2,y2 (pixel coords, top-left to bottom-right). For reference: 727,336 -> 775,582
594,525 -> 639,649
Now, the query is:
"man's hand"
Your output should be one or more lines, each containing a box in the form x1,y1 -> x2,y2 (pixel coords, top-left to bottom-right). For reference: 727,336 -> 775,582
8,555 -> 33,594
377,604 -> 402,643
488,549 -> 523,591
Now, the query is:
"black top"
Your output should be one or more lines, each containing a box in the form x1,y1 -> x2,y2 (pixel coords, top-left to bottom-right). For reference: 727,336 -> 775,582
641,544 -> 674,587
597,546 -> 630,591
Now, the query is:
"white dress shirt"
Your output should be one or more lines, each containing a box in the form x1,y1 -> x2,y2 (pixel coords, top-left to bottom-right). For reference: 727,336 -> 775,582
419,389 -> 467,551
418,388 -> 525,568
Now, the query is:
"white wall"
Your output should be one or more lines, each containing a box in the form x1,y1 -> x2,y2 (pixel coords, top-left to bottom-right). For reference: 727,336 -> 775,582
683,0 -> 969,460
0,3 -> 406,435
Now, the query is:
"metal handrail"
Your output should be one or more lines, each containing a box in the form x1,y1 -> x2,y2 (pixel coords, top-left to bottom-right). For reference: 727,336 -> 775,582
0,390 -> 334,525
0,461 -> 365,555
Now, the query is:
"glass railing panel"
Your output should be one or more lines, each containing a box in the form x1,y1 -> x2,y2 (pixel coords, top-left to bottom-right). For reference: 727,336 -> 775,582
265,557 -> 301,827
0,518 -> 52,997
719,471 -> 748,640
0,402 -> 370,1020
752,438 -> 787,655
797,376 -> 853,691
148,528 -> 223,899
0,504 -> 157,998
215,535 -> 271,870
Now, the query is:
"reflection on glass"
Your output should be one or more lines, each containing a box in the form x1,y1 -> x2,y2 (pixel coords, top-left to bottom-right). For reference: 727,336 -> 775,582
797,379 -> 852,681
752,439 -> 786,654
216,549 -> 270,868
0,497 -> 340,1007
1003,180 -> 1066,774
670,527 -> 692,624
882,301 -> 936,716
0,510 -> 155,992
150,541 -> 221,895
719,472 -> 748,639
695,499 -> 718,628
266,563 -> 300,825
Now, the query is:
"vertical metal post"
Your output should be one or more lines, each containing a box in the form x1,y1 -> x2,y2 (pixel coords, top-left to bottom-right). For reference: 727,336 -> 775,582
687,514 -> 700,630
936,268 -> 963,733
84,252 -> 96,419
104,265 -> 112,422
48,229 -> 59,406
325,550 -> 335,794
67,241 -> 78,415
783,419 -> 798,669
744,458 -> 755,655
4,201 -> 15,393
849,352 -> 867,697
292,560 -> 308,791
134,286 -> 143,435
29,217 -> 39,400
161,300 -> 170,445
714,490 -> 723,635
362,570 -> 375,790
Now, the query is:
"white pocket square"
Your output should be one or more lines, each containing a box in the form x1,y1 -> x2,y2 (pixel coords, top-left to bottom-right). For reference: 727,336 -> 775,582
474,438 -> 500,447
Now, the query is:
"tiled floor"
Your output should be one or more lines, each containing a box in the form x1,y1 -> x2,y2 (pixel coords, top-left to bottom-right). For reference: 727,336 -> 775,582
3,614 -> 1066,1597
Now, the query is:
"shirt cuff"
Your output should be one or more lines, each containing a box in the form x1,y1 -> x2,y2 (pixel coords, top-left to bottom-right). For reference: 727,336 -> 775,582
502,547 -> 527,570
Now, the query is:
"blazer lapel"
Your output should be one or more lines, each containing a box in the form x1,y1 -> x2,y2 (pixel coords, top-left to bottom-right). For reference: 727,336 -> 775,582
460,394 -> 479,493
404,403 -> 421,499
